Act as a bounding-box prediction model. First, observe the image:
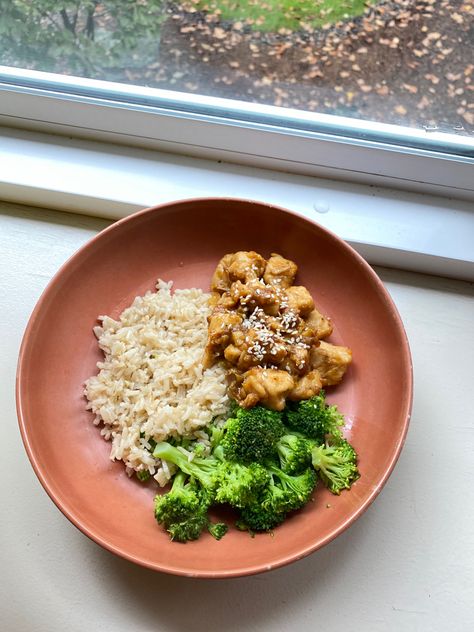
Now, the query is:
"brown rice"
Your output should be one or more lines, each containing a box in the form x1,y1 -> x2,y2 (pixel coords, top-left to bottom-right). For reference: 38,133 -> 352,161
84,280 -> 229,486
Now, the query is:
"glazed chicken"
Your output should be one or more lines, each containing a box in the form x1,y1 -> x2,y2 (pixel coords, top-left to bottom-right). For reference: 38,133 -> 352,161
263,253 -> 298,288
211,251 -> 265,293
205,251 -> 352,410
284,286 -> 315,317
310,341 -> 352,386
306,307 -> 333,339
239,368 -> 295,411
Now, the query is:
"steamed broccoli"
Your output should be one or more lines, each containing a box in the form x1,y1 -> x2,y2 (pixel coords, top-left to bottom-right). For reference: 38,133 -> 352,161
154,472 -> 210,542
276,433 -> 315,474
267,464 -> 317,512
238,502 -> 287,532
136,469 -> 151,482
311,440 -> 360,495
221,404 -> 285,464
153,393 -> 359,541
238,466 -> 317,532
190,442 -> 207,458
208,423 -> 226,450
214,461 -> 270,508
208,522 -> 229,540
166,515 -> 209,543
153,442 -> 220,495
284,392 -> 345,444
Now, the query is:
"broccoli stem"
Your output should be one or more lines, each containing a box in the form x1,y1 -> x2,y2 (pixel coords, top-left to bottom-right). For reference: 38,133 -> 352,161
153,442 -> 218,491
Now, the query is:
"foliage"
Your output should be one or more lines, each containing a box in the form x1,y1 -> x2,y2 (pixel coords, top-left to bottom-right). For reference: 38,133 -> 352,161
193,0 -> 373,32
0,0 -> 165,77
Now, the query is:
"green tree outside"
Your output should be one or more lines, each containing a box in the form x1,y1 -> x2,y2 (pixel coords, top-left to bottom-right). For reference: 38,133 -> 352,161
0,0 -> 165,77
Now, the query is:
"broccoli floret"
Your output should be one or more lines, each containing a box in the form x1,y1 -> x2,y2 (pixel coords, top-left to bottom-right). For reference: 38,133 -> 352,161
228,398 -> 240,416
190,442 -> 207,458
238,503 -> 287,533
215,461 -> 270,508
212,443 -> 225,461
136,469 -> 151,482
238,466 -> 317,532
153,442 -> 220,495
276,433 -> 315,474
311,440 -> 360,495
154,472 -> 210,542
208,522 -> 228,540
267,464 -> 317,512
167,515 -> 209,542
221,405 -> 285,464
284,392 -> 345,443
208,423 -> 226,450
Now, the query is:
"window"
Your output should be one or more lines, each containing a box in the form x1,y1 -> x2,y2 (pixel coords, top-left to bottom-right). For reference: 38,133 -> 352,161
0,1 -> 473,196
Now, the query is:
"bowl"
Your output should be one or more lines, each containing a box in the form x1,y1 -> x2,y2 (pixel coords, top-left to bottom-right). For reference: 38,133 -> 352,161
16,197 -> 412,578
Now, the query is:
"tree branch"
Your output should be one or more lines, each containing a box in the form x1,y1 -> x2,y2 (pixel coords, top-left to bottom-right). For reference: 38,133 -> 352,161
60,9 -> 76,35
86,8 -> 95,40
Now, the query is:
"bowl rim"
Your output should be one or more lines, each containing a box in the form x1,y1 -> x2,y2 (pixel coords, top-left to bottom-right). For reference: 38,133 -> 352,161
16,196 -> 413,578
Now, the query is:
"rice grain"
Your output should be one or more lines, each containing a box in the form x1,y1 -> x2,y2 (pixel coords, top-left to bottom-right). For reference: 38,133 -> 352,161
84,280 -> 229,485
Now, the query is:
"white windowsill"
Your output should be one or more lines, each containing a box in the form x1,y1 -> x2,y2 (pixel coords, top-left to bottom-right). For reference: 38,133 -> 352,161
0,126 -> 473,281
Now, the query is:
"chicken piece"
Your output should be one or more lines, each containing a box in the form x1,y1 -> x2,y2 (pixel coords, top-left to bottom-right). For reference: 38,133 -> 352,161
208,292 -> 221,309
230,279 -> 280,316
310,340 -> 352,386
284,286 -> 315,317
244,328 -> 286,365
263,253 -> 298,288
226,367 -> 245,403
266,315 -> 284,333
211,254 -> 234,294
239,368 -> 295,411
203,308 -> 242,367
230,329 -> 246,347
294,319 -> 319,349
207,308 -> 242,346
226,328 -> 288,370
224,345 -> 260,371
306,308 -> 333,339
281,344 -> 310,376
288,370 -> 322,401
216,292 -> 239,310
223,344 -> 243,365
227,251 -> 266,283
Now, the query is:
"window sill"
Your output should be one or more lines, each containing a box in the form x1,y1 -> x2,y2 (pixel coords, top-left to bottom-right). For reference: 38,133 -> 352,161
0,126 -> 473,281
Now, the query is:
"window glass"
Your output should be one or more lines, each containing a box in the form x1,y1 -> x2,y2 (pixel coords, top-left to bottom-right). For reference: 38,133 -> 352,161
1,0 -> 472,135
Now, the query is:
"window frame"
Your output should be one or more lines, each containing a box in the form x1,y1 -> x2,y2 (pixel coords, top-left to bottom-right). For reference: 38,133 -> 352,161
1,125 -> 473,281
0,66 -> 473,200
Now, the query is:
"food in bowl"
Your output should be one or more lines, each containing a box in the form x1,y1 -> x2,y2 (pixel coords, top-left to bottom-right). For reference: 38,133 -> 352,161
85,251 -> 359,542
204,251 -> 352,409
84,280 -> 230,486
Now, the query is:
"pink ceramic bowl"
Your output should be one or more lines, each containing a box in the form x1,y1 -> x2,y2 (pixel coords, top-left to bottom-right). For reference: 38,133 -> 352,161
17,198 -> 412,578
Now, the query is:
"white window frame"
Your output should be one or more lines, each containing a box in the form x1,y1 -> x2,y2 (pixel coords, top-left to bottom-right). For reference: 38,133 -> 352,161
0,66 -> 473,200
0,66 -> 473,282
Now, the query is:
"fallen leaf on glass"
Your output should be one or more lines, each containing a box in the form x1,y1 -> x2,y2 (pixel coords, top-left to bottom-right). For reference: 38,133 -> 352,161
394,105 -> 407,115
461,111 -> 474,125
